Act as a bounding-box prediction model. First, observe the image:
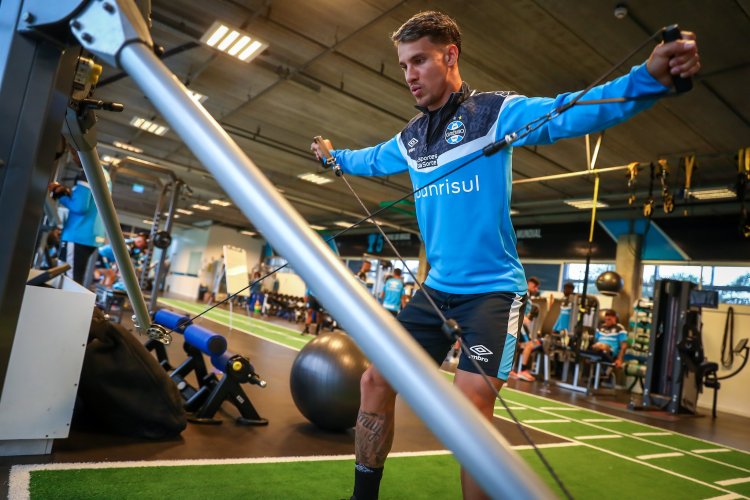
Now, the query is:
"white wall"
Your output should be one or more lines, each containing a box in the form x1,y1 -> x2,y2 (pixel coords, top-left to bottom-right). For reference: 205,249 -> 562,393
165,224 -> 264,300
164,226 -> 209,300
698,303 -> 750,418
276,272 -> 307,297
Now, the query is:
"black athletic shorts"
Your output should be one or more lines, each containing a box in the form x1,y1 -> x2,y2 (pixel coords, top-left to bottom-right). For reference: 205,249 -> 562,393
397,285 -> 526,381
307,295 -> 322,312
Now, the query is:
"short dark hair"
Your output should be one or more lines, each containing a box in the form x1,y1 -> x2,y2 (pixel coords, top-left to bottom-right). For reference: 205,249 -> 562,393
527,276 -> 540,287
604,309 -> 618,319
391,11 -> 462,55
393,268 -> 402,276
563,282 -> 575,289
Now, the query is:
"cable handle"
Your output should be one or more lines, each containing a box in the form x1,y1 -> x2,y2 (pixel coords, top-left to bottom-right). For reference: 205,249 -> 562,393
312,136 -> 342,176
662,25 -> 693,93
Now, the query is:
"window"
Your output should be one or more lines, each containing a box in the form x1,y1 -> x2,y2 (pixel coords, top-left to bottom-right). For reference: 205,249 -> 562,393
563,263 -> 615,294
641,264 -> 750,304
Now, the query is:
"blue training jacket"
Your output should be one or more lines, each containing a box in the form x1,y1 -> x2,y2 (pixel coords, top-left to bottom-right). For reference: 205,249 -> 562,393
59,180 -> 108,247
332,63 -> 667,295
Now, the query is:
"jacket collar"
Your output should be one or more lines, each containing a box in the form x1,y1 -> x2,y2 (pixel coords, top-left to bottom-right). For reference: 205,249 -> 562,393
414,81 -> 472,114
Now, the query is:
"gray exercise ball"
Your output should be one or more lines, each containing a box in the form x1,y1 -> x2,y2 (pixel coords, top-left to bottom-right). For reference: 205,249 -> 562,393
596,270 -> 624,296
289,332 -> 370,431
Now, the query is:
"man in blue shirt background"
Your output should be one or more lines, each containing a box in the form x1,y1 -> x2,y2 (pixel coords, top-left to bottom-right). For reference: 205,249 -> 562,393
311,10 -> 700,500
380,268 -> 406,317
591,309 -> 629,368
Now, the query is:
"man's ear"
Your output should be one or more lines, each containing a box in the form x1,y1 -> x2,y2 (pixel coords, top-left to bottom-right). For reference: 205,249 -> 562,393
445,44 -> 459,66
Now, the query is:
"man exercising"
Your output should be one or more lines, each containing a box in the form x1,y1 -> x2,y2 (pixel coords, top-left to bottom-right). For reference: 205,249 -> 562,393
311,10 -> 700,499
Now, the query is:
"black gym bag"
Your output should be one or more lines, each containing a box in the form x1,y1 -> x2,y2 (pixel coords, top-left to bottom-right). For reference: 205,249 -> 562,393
73,307 -> 187,439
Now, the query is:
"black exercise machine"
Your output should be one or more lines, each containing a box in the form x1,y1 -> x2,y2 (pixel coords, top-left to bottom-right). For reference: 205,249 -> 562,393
151,309 -> 268,425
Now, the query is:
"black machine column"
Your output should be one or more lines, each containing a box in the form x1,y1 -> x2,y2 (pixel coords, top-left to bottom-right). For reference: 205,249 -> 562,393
0,0 -> 80,397
642,279 -> 718,414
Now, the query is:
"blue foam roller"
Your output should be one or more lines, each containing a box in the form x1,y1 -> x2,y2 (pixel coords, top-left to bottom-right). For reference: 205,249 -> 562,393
184,324 -> 227,356
211,352 -> 234,372
154,309 -> 190,332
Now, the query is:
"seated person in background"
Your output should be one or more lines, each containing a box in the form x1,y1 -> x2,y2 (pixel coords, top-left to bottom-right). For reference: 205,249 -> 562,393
510,276 -> 541,382
95,233 -> 150,287
301,289 -> 323,335
589,309 -> 628,368
380,268 -> 406,317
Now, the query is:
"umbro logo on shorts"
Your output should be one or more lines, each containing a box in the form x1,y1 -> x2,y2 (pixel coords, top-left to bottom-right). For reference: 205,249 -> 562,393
470,345 -> 493,356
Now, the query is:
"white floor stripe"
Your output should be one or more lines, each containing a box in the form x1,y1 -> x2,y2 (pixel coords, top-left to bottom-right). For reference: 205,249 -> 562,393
494,406 -> 528,411
513,442 -> 581,451
506,386 -> 750,459
582,418 -> 623,423
703,494 -> 743,500
693,449 -> 732,454
715,477 -> 750,486
632,432 -> 673,437
522,419 -> 570,424
504,390 -> 750,474
637,452 -> 685,460
575,435 -> 623,440
492,413 -> 736,496
539,407 -> 581,411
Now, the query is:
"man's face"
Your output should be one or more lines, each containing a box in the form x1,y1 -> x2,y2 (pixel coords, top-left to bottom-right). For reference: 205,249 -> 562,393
397,37 -> 455,110
527,281 -> 539,295
563,285 -> 574,297
134,236 -> 147,249
604,314 -> 617,327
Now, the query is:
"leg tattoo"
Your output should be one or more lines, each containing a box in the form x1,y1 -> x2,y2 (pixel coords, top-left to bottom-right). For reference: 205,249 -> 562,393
355,410 -> 394,468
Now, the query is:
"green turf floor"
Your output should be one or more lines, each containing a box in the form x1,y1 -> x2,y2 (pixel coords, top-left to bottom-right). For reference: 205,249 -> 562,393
121,298 -> 750,499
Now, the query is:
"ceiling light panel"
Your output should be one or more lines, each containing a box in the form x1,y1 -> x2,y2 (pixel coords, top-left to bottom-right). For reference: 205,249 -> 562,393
209,199 -> 231,207
130,116 -> 169,136
200,21 -> 269,63
689,188 -> 736,200
191,204 -> 211,211
564,199 -> 609,209
298,172 -> 333,185
112,140 -> 143,153
176,208 -> 194,215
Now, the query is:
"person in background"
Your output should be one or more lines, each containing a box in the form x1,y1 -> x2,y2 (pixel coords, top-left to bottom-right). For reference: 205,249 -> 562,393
301,288 -> 324,335
510,277 -> 541,382
589,309 -> 629,368
552,282 -> 576,334
380,268 -> 406,317
49,153 -> 110,285
248,271 -> 265,317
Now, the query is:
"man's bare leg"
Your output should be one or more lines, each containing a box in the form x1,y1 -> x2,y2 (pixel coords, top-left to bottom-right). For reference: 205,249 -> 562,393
352,365 -> 397,500
454,369 -> 504,500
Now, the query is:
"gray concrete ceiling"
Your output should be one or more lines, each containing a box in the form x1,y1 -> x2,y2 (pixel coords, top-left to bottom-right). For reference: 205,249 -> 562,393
91,0 -> 750,232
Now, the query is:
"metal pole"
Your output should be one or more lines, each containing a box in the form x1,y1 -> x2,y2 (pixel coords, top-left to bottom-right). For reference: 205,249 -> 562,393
140,182 -> 168,290
116,41 -> 549,499
69,124 -> 152,333
149,180 -> 182,312
512,163 -> 641,185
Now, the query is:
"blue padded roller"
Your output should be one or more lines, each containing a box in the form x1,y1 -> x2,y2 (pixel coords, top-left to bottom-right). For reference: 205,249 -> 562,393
184,324 -> 227,356
154,309 -> 191,332
211,352 -> 235,372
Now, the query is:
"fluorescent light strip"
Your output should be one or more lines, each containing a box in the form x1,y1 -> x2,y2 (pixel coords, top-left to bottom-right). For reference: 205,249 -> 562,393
176,208 -> 193,215
309,225 -> 327,231
204,24 -> 229,47
240,230 -> 256,236
298,172 -> 333,185
191,204 -> 211,211
209,199 -> 231,207
334,221 -> 352,228
228,35 -> 251,56
238,40 -> 263,61
218,30 -> 240,51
